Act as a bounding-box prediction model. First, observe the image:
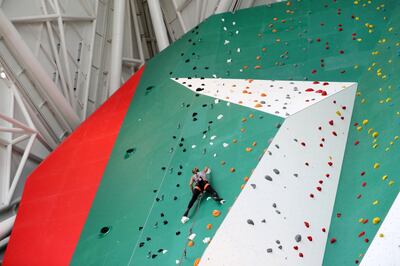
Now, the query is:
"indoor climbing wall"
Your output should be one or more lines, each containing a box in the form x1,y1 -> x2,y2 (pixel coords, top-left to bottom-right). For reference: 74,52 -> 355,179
5,0 -> 400,266
197,81 -> 357,266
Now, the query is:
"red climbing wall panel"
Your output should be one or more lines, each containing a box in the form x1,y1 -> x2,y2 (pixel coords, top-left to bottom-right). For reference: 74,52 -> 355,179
3,67 -> 144,266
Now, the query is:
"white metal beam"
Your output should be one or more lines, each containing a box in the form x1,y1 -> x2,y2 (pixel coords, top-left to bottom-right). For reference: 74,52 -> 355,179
147,0 -> 169,51
109,0 -> 127,95
0,9 -> 80,130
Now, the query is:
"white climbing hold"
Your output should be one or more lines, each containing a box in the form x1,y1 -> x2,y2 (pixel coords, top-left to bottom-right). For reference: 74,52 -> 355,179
203,237 -> 211,244
227,102 -> 231,106
210,142 -> 214,146
223,143 -> 229,148
224,40 -> 230,45
237,48 -> 241,53
203,135 -> 207,139
181,216 -> 189,224
215,99 -> 220,104
213,153 -> 217,157
210,135 -> 217,140
162,250 -> 168,254
189,233 -> 197,241
227,58 -> 232,63
217,114 -> 224,120
192,145 -> 196,149
176,259 -> 180,264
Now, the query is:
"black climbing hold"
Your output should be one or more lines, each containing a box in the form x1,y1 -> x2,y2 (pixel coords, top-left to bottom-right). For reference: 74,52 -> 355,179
163,220 -> 168,225
247,219 -> 255,225
139,242 -> 145,248
99,226 -> 111,237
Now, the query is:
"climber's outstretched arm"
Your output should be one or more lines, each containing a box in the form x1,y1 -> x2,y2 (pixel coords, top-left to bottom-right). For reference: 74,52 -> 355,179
189,176 -> 194,192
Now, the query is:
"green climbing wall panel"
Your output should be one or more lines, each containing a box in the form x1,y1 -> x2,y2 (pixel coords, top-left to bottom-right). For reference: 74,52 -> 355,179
71,0 -> 400,265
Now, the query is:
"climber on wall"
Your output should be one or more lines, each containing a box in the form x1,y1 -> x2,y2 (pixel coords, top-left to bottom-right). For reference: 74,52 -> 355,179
181,166 -> 225,224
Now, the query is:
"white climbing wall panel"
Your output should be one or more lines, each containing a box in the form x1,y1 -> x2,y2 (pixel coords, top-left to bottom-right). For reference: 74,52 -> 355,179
173,78 -> 354,118
360,192 -> 400,266
194,83 -> 357,266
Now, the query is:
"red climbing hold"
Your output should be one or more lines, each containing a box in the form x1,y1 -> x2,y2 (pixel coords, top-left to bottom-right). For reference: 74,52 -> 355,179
307,236 -> 313,241
330,238 -> 337,244
294,246 -> 299,250
304,221 -> 310,228
322,227 -> 326,232
306,88 -> 314,92
329,120 -> 334,126
358,231 -> 365,237
299,253 -> 304,258
354,140 -> 360,145
328,162 -> 333,166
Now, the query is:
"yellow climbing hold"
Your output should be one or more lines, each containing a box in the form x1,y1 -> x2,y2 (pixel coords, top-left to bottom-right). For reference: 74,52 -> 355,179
362,119 -> 369,125
357,126 -> 363,131
379,233 -> 384,238
372,132 -> 379,138
388,180 -> 395,186
249,113 -> 254,118
373,163 -> 380,169
372,217 -> 381,225
212,210 -> 221,217
373,200 -> 379,205
382,175 -> 388,180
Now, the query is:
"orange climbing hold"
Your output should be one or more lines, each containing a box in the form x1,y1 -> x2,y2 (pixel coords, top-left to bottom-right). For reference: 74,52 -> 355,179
244,176 -> 249,182
212,210 -> 221,217
206,224 -> 212,230
255,103 -> 263,108
245,147 -> 252,152
230,167 -> 235,172
194,258 -> 201,266
188,240 -> 194,247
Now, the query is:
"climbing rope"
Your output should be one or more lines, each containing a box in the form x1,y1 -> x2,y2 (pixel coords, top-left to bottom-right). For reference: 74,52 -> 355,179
177,192 -> 204,265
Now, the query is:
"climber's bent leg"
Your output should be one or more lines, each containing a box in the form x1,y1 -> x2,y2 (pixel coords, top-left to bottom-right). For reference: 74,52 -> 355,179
205,184 -> 223,202
183,188 -> 201,217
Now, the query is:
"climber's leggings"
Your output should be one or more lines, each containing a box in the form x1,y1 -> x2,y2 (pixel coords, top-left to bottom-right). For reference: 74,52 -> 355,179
183,184 -> 222,217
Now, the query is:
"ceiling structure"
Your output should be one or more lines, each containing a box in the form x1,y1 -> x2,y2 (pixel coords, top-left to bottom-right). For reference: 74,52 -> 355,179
0,0 -> 280,259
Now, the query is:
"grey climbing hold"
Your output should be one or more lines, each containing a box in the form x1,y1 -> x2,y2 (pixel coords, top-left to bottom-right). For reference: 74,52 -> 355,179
250,184 -> 256,189
275,210 -> 281,214
293,173 -> 299,178
265,175 -> 273,181
247,219 -> 255,225
278,245 -> 283,250
295,234 -> 302,242
273,169 -> 280,175
261,219 -> 266,223
267,248 -> 273,253
275,144 -> 280,149
272,203 -> 277,208
276,240 -> 281,244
